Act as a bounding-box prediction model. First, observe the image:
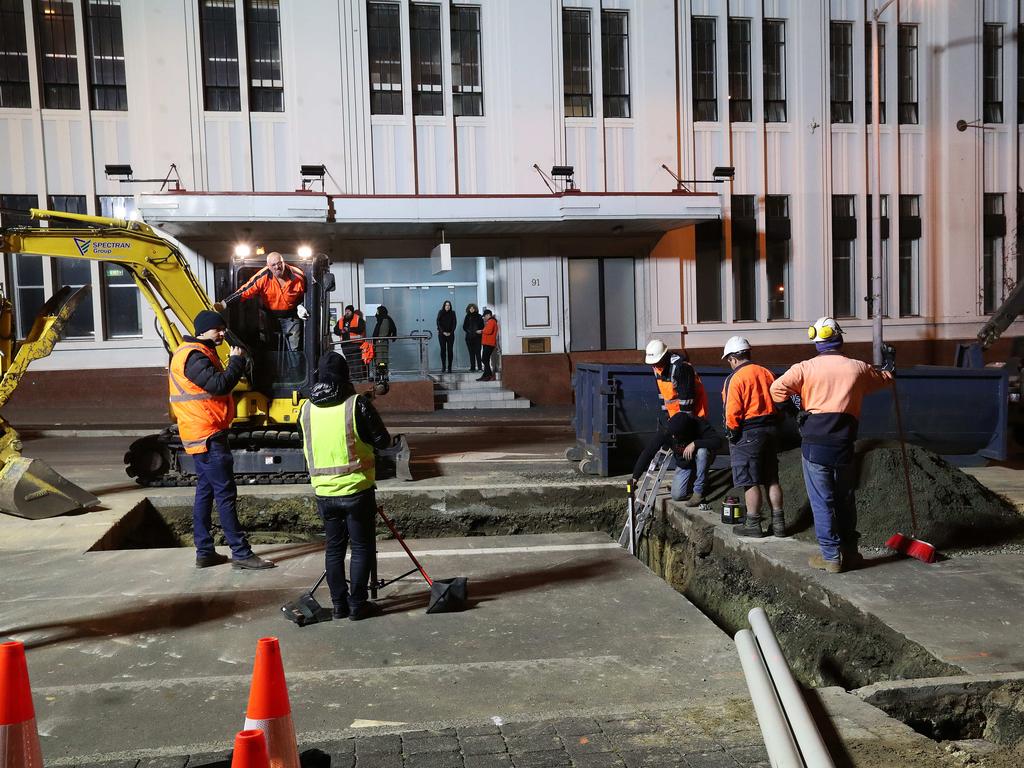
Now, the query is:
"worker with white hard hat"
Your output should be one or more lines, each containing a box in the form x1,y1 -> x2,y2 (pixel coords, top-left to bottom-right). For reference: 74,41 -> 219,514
721,336 -> 785,539
769,318 -> 893,573
643,339 -> 712,506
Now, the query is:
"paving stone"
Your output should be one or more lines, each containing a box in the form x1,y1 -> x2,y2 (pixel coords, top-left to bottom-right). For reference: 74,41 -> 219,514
722,745 -> 768,767
405,728 -> 458,738
500,722 -> 557,738
463,755 -> 512,768
356,735 -> 404,755
552,718 -> 602,738
355,753 -> 403,768
404,735 -> 461,755
619,750 -> 687,768
599,719 -> 659,736
679,752 -> 738,768
78,762 -> 140,768
509,750 -> 571,768
185,754 -> 230,768
504,735 -> 563,754
460,735 -> 508,755
563,734 -> 614,754
458,724 -> 503,737
569,752 -> 625,768
404,752 -> 464,768
710,729 -> 762,750
137,760 -> 188,768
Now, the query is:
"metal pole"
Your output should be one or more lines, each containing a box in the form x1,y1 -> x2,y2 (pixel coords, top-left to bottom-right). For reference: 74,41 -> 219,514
734,629 -> 805,767
748,608 -> 836,767
871,11 -> 883,366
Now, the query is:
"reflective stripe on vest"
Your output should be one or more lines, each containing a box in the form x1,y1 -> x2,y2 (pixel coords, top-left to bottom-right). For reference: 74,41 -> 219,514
300,396 -> 375,496
169,342 -> 234,455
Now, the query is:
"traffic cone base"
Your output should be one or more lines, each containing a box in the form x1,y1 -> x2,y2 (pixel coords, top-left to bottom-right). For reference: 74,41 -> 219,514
242,715 -> 298,767
1,721 -> 44,768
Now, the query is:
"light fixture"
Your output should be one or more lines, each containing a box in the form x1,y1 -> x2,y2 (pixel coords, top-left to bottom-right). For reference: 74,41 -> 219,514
104,164 -> 134,179
956,119 -> 995,132
670,164 -> 736,190
255,245 -> 266,256
712,166 -> 735,179
297,245 -> 313,259
234,243 -> 252,258
104,162 -> 183,191
300,164 -> 327,191
550,165 -> 577,191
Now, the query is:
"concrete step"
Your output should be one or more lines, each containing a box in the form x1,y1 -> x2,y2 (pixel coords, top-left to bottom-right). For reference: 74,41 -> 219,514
430,372 -> 495,383
441,398 -> 531,410
434,379 -> 504,391
438,389 -> 517,403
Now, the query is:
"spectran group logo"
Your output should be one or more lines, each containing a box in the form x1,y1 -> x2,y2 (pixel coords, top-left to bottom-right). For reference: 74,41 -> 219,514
73,238 -> 91,256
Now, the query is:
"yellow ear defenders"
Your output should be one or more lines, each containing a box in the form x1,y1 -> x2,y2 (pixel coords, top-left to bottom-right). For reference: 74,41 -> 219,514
808,324 -> 835,341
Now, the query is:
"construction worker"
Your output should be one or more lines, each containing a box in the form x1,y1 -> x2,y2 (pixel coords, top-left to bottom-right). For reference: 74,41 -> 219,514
219,251 -> 308,352
770,318 -> 893,573
644,339 -> 710,506
334,304 -> 366,342
169,310 -> 275,570
721,336 -> 785,539
631,412 -> 720,503
300,351 -> 392,621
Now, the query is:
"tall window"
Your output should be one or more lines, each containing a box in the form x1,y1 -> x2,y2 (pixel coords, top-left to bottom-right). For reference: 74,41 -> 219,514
983,193 -> 1006,314
0,0 -> 32,108
562,9 -> 592,117
899,195 -> 921,317
367,2 -> 402,115
84,0 -> 127,110
732,195 -> 757,321
763,20 -> 786,122
691,17 -> 717,122
832,195 -> 856,318
568,258 -> 635,351
727,18 -> 751,123
410,3 -> 442,115
766,195 -> 791,320
36,0 -> 79,109
451,5 -> 482,117
245,0 -> 283,112
830,22 -> 853,124
865,194 -> 889,317
897,24 -> 918,124
601,11 -> 629,118
695,221 -> 723,322
97,195 -> 142,337
983,24 -> 1003,123
1,194 -> 44,338
47,195 -> 94,338
864,23 -> 885,123
199,0 -> 241,111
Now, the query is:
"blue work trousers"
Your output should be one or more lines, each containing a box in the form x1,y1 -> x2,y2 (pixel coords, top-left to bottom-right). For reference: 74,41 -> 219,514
316,489 -> 377,613
192,436 -> 253,560
670,448 -> 715,500
802,456 -> 858,561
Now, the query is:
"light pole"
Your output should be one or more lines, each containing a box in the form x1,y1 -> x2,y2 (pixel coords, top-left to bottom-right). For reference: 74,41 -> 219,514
870,0 -> 898,365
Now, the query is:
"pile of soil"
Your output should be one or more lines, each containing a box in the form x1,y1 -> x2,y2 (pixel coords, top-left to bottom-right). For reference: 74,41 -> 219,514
710,441 -> 1024,551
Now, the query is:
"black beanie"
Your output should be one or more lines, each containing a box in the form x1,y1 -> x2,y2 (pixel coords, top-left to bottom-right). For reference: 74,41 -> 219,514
317,351 -> 350,386
193,310 -> 226,336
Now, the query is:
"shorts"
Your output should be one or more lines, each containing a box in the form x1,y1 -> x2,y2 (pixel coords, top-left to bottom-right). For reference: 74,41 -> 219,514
729,427 -> 779,488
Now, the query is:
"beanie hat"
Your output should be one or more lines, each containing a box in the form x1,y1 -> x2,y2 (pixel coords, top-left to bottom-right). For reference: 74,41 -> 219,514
317,350 -> 350,386
193,310 -> 226,336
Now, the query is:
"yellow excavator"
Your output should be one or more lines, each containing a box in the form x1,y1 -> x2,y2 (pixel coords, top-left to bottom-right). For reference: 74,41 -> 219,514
0,208 -> 407,518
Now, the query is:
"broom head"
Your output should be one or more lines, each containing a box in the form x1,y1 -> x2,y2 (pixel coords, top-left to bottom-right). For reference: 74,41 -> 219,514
885,532 -> 937,564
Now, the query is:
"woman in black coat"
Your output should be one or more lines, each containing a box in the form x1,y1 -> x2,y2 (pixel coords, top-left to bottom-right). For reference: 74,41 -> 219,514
463,302 -> 484,372
436,300 -> 457,373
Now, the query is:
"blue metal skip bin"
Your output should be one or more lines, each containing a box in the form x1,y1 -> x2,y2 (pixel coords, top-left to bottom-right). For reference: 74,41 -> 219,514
570,362 -> 1009,476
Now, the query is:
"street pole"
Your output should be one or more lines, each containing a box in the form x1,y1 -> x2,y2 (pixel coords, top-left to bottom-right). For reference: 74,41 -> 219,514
870,11 -> 883,366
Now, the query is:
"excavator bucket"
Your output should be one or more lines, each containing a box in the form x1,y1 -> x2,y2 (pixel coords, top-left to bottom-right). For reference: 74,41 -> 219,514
0,456 -> 99,519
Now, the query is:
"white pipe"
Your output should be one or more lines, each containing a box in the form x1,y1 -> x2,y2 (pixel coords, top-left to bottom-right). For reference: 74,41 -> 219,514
749,608 -> 836,767
734,629 -> 804,768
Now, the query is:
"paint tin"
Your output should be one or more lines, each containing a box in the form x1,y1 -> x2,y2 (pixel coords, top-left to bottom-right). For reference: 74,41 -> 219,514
721,496 -> 744,525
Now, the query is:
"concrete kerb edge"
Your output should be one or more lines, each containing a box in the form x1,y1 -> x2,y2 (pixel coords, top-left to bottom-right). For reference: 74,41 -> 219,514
853,671 -> 1024,709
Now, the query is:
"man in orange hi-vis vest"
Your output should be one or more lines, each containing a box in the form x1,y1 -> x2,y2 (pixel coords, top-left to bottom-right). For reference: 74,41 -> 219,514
169,310 -> 275,570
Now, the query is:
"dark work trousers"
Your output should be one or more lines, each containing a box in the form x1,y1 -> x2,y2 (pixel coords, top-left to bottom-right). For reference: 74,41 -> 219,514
466,337 -> 482,371
438,334 -> 455,371
316,488 -> 377,612
482,344 -> 496,377
192,435 -> 253,560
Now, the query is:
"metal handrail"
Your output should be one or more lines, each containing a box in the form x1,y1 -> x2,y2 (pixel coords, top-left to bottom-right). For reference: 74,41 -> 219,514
332,333 -> 435,381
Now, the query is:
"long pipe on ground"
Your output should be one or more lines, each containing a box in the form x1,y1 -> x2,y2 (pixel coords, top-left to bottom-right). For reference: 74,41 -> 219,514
748,608 -> 836,767
734,629 -> 804,767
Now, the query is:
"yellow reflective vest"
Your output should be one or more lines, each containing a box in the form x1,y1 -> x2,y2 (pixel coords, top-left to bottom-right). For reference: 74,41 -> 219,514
300,394 -> 375,496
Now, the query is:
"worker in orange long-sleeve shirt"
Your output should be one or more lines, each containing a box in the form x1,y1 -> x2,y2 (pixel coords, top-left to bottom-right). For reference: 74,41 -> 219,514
721,336 -> 785,540
220,251 -> 308,356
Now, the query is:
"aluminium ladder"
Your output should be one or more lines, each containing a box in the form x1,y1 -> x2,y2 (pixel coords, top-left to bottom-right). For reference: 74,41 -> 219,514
618,446 -> 673,554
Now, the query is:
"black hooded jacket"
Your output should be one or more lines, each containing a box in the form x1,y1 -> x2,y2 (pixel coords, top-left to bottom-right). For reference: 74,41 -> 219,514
306,383 -> 392,450
181,335 -> 246,396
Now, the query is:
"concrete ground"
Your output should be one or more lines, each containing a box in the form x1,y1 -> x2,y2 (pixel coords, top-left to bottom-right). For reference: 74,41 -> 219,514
0,425 -> 1017,766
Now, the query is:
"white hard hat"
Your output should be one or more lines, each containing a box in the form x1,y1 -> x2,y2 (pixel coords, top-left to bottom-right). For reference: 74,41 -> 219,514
721,336 -> 751,359
808,317 -> 843,343
644,339 -> 669,364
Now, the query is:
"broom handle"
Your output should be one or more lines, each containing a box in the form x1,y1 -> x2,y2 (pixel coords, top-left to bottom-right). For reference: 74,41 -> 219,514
377,506 -> 433,586
890,378 -> 920,536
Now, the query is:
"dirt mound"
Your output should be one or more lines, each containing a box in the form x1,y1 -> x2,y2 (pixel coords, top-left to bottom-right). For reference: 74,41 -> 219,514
711,441 -> 1024,551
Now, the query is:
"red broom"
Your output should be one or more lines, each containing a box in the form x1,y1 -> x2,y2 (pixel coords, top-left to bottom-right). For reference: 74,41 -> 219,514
885,378 -> 938,563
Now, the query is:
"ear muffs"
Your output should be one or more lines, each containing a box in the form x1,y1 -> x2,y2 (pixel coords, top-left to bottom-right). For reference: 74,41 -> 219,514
807,325 -> 816,340
809,323 -> 835,342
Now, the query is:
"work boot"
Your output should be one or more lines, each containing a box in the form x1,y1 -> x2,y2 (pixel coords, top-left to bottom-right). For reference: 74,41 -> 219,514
196,551 -> 229,569
808,553 -> 843,573
771,511 -> 787,538
684,493 -> 704,508
232,554 -> 277,570
840,548 -> 865,570
332,603 -> 349,620
734,517 -> 765,538
349,601 -> 383,622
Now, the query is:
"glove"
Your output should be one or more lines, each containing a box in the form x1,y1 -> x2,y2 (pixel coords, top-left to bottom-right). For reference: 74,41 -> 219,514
726,427 -> 742,444
879,342 -> 896,373
296,305 -> 309,320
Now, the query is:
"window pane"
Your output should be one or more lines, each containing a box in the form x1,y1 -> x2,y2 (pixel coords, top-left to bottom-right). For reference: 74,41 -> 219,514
727,18 -> 751,123
200,0 -> 241,111
368,2 -> 403,115
763,20 -> 786,122
0,0 -> 32,108
983,25 -> 1003,123
865,194 -> 889,318
85,0 -> 127,110
691,17 -> 717,122
36,0 -> 80,110
451,5 -> 483,117
898,24 -> 918,124
562,9 -> 592,117
983,193 -> 1005,313
602,258 -> 635,350
601,11 -> 629,118
832,195 -> 856,317
695,221 -> 722,321
865,23 -> 885,123
732,195 -> 756,320
45,195 -> 93,336
766,195 -> 790,320
104,263 -> 141,337
411,3 -> 442,115
245,0 -> 283,112
830,22 -> 853,123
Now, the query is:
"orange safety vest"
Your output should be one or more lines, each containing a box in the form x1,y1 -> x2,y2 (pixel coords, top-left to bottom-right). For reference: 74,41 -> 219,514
336,312 -> 365,340
654,361 -> 707,419
168,342 -> 234,455
482,317 -> 499,346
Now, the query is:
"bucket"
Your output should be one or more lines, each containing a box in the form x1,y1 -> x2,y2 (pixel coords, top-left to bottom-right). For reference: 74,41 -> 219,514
721,496 -> 744,525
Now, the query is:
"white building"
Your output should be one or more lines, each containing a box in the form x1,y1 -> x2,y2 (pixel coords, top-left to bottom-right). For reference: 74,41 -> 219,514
0,0 -> 1020,406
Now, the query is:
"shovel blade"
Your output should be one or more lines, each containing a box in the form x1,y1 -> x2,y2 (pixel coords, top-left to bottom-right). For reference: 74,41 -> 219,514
0,456 -> 99,519
426,577 -> 469,614
281,593 -> 331,626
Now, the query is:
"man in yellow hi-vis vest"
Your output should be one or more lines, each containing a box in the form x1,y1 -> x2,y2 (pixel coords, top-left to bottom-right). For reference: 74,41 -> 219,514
300,351 -> 392,621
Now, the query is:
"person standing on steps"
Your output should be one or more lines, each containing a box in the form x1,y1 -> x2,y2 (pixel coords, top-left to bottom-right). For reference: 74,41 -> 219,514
463,303 -> 484,372
721,336 -> 785,539
372,305 -> 397,371
478,308 -> 499,381
436,300 -> 457,373
169,310 -> 275,571
769,317 -> 894,574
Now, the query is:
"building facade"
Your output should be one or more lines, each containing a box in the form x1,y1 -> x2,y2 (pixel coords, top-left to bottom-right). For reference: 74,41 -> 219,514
0,0 -> 1020,406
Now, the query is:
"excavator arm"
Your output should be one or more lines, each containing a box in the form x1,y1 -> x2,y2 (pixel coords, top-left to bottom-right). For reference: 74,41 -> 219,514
977,279 -> 1024,350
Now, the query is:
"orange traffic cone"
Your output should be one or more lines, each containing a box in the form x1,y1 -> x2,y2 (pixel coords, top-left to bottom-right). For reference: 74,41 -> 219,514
243,637 -> 300,768
231,729 -> 271,768
0,641 -> 43,767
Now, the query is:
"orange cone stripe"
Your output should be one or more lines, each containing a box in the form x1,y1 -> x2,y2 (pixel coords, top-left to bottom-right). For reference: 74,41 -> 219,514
0,642 -> 35,726
231,729 -> 271,768
246,638 -> 292,720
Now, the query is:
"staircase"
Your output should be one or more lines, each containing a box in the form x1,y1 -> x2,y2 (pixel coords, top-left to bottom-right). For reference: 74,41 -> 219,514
432,372 -> 532,410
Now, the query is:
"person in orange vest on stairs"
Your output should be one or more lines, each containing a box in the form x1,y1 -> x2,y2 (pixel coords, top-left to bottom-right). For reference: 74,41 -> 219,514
169,310 -> 275,570
478,308 -> 499,381
644,339 -> 710,506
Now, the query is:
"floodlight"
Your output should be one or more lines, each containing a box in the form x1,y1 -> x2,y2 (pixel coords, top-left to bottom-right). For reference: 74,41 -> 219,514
712,166 -> 735,179
234,243 -> 252,258
297,245 -> 313,259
